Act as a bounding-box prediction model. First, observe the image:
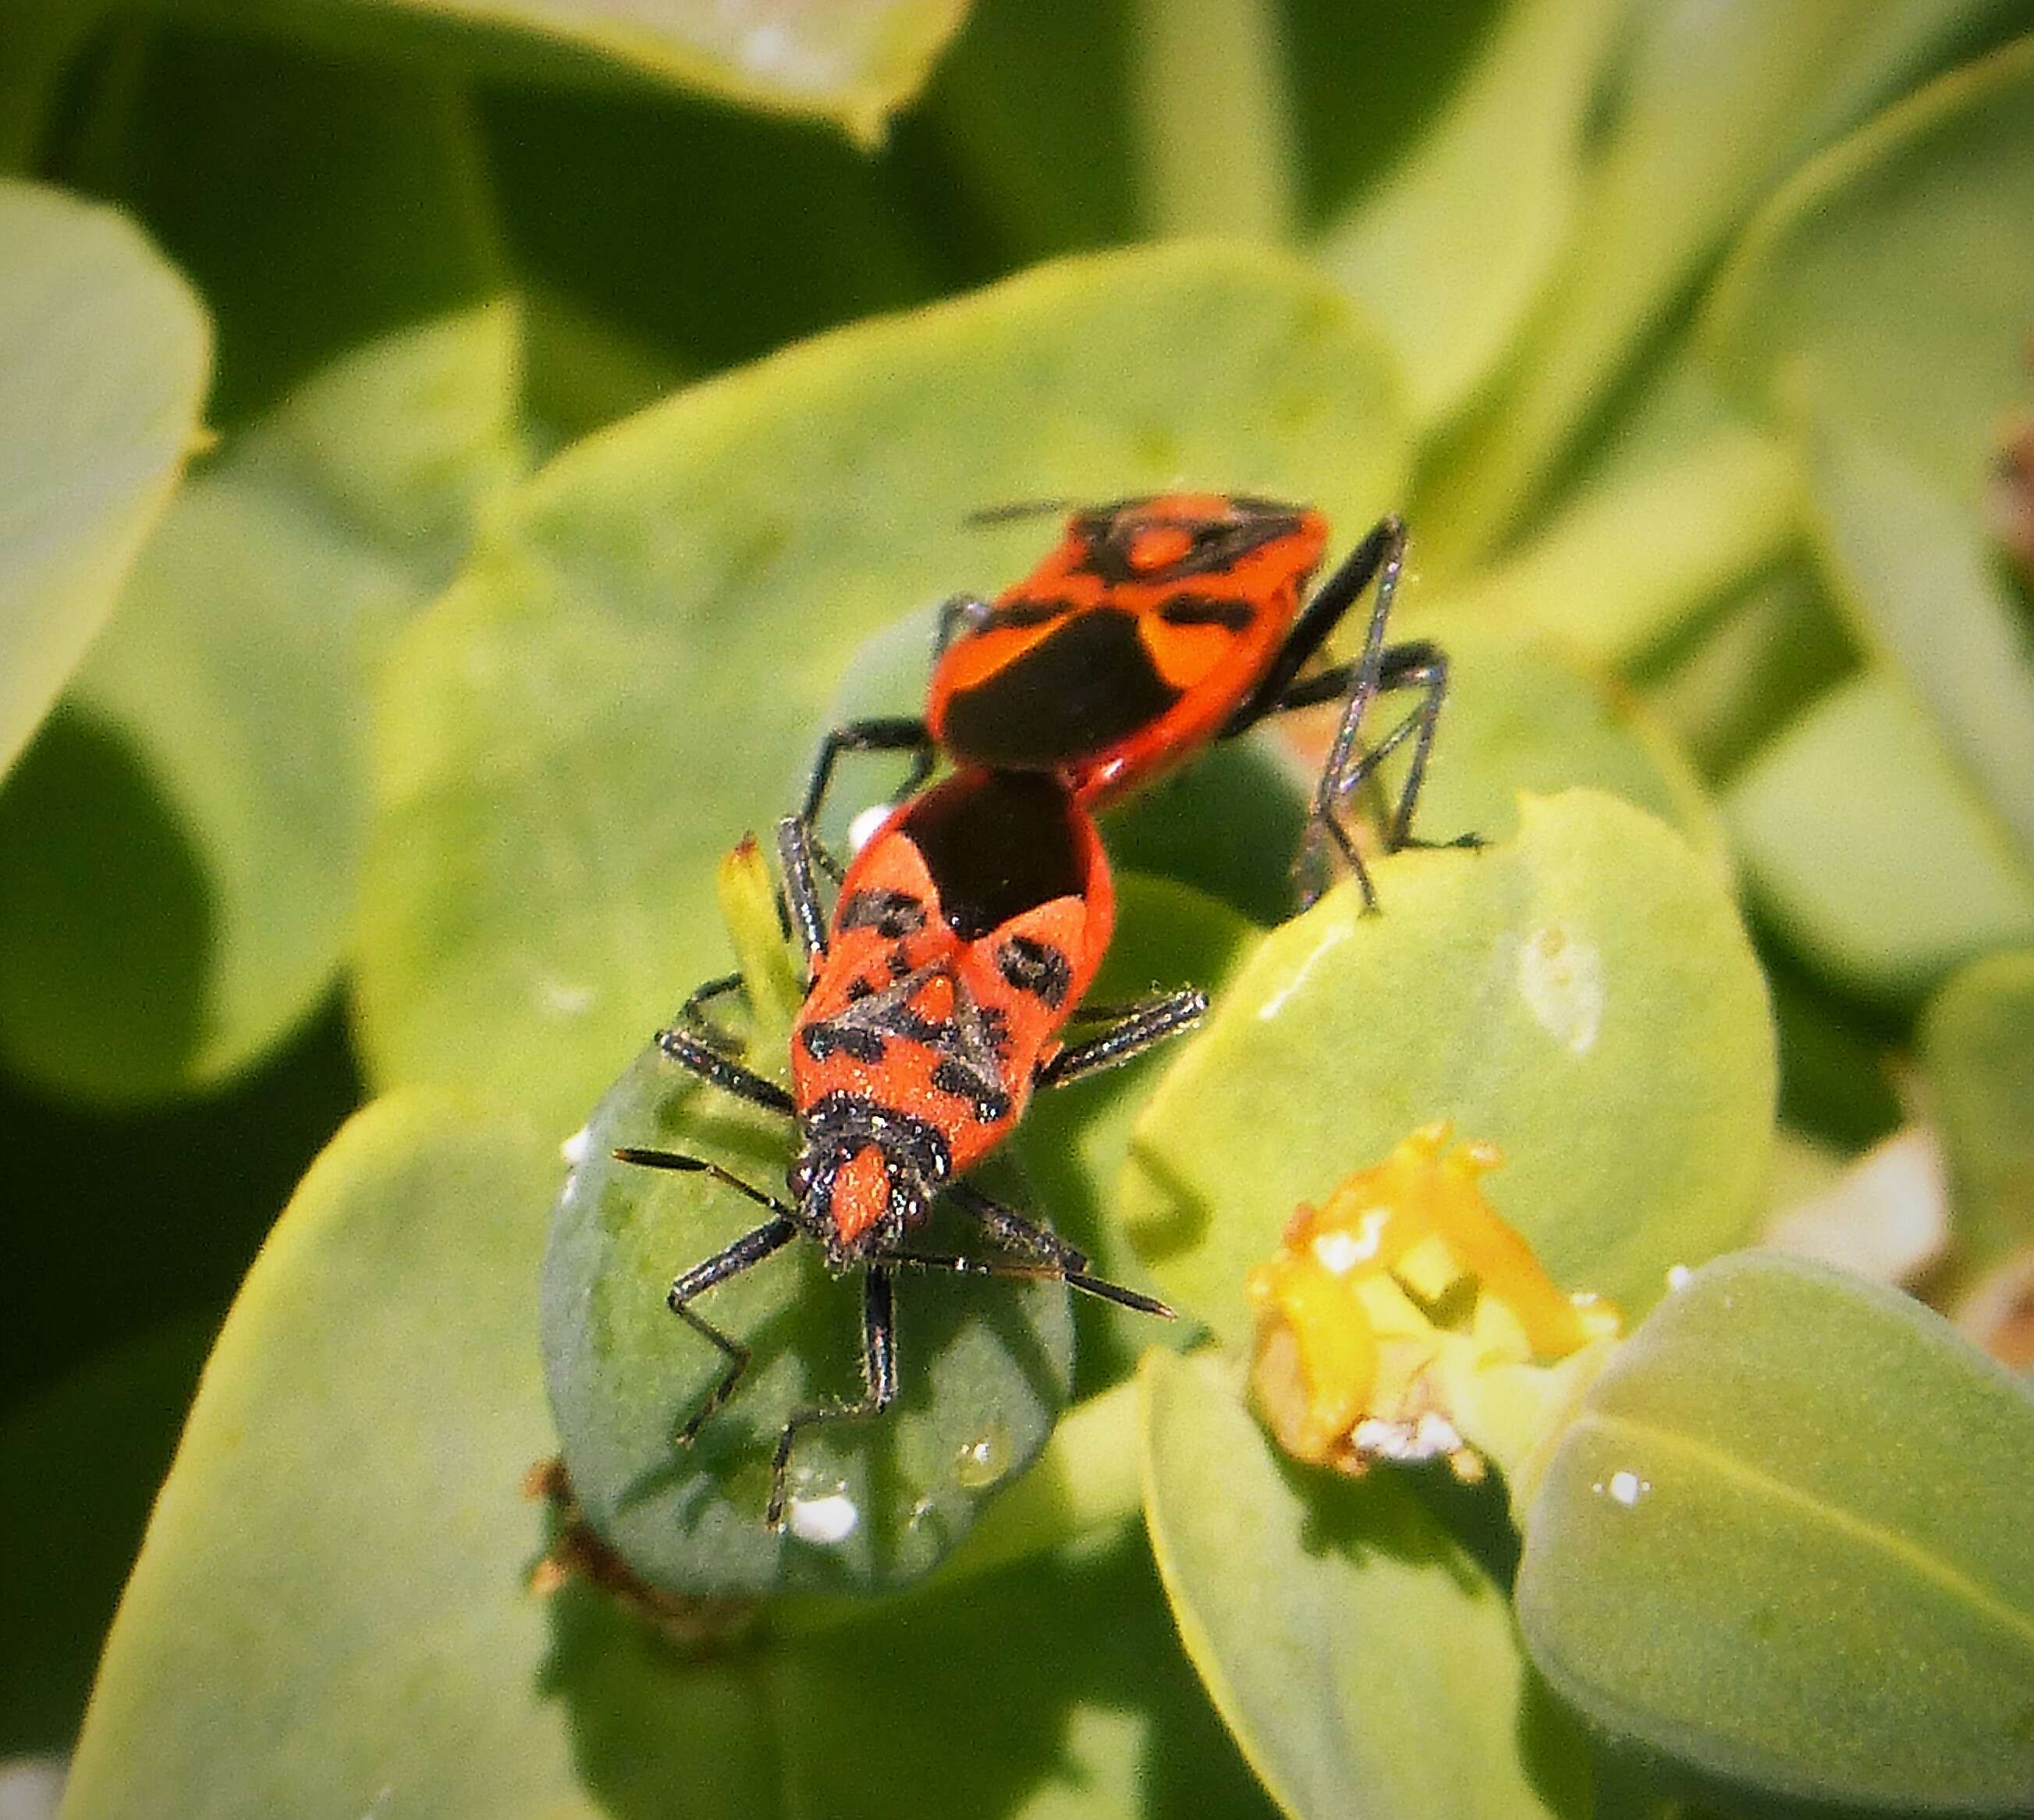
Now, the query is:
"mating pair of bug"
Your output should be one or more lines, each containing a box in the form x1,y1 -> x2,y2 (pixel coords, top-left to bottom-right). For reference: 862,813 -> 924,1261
617,495 -> 1461,1529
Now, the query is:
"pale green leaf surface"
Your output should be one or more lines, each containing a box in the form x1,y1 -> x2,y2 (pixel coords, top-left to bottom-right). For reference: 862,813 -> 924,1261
1921,949 -> 2034,1279
0,179 -> 208,782
60,1092 -> 779,1820
1704,34 -> 2034,504
1727,671 -> 2034,1002
1127,0 -> 1295,239
1316,0 -> 1625,432
1141,1348 -> 1591,1820
0,302 -> 526,1102
1432,428 -> 1803,673
1421,0 -> 2009,563
357,244 -> 1412,1138
542,1037 -> 1074,1598
1518,1250 -> 2034,1813
1120,791 -> 1775,1343
1802,412 -> 2034,869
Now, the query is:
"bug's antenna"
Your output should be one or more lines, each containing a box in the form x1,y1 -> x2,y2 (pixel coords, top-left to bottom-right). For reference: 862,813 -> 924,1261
612,1148 -> 797,1219
965,498 -> 1077,527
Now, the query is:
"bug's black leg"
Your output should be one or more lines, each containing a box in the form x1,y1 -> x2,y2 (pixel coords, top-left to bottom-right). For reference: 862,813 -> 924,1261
767,1265 -> 897,1531
1220,516 -> 1405,736
776,814 -> 830,978
1035,988 -> 1208,1089
932,591 -> 994,659
677,970 -> 747,1055
946,1178 -> 1092,1273
658,1214 -> 799,1442
800,717 -> 937,829
655,1023 -> 796,1116
887,1248 -> 1173,1318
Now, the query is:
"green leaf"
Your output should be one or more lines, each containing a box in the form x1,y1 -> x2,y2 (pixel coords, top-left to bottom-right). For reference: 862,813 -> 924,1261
774,1527 -> 1282,1819
0,178 -> 208,782
1315,0 -> 1627,433
357,243 -> 1412,1138
0,1314 -> 212,1755
61,1091 -> 1265,1817
1727,671 -> 2034,1002
1516,1250 -> 2034,1814
1141,1347 -> 1592,1820
1432,428 -> 1803,674
1124,0 -> 1296,239
61,1091 -> 787,1820
1801,417 -> 2034,872
1418,0 -> 2010,563
0,302 -> 526,1102
541,1037 -> 1075,1598
1921,949 -> 2034,1282
1704,34 -> 2034,505
1702,38 -> 2034,867
1120,790 -> 1775,1342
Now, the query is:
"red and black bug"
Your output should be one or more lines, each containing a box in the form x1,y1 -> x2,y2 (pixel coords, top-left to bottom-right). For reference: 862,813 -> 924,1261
617,768 -> 1204,1529
803,494 -> 1467,909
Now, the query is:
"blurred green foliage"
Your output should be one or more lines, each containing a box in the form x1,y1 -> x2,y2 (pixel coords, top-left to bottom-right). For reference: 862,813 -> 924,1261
5,2 -> 2034,1815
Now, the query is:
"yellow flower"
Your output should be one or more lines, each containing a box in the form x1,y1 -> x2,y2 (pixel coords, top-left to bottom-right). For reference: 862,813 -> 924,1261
1247,1122 -> 1620,1481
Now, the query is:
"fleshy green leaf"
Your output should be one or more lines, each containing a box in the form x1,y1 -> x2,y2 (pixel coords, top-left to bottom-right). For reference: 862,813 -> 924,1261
1419,0 -> 2008,564
60,1093 -> 793,1820
1315,0 -> 1626,433
1704,34 -> 2034,504
0,178 -> 208,782
542,1038 -> 1074,1598
1432,428 -> 1803,674
1702,37 -> 2034,868
61,1090 -> 1265,1817
357,243 -> 1412,1138
1727,671 -> 2034,1002
1921,949 -> 2034,1283
0,302 -> 527,1102
1517,1250 -> 2034,1814
1141,1347 -> 1592,1820
1124,0 -> 1296,239
775,1528 -> 1282,1820
1121,790 -> 1775,1341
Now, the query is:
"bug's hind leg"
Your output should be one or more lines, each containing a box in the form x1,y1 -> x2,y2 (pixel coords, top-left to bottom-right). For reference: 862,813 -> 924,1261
767,1265 -> 897,1531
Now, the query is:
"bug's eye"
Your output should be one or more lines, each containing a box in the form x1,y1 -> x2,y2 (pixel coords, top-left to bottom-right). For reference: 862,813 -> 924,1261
1126,523 -> 1196,572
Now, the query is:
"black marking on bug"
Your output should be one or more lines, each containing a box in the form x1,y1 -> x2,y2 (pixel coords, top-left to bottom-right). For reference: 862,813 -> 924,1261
801,1020 -> 886,1064
887,949 -> 914,980
837,889 -> 928,939
939,623 -> 1181,779
998,935 -> 1072,1008
979,597 -> 1070,633
929,1057 -> 1013,1123
846,977 -> 875,1002
1158,595 -> 1257,630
